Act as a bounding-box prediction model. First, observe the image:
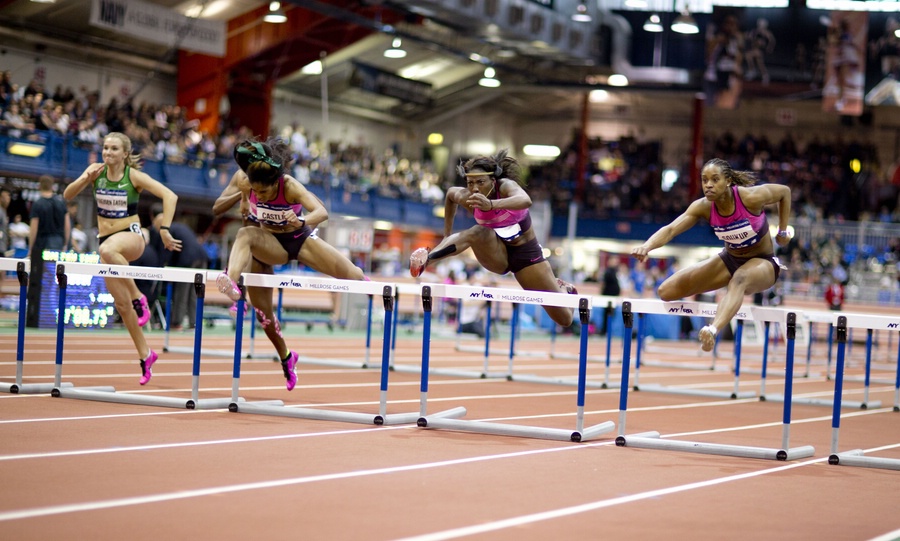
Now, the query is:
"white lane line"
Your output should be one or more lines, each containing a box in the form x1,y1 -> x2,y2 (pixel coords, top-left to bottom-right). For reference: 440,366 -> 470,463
0,424 -> 412,462
0,441 -> 609,522
391,457 -> 831,541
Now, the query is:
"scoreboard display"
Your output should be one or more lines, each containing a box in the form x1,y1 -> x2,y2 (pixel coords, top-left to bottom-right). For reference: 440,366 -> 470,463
39,251 -> 116,329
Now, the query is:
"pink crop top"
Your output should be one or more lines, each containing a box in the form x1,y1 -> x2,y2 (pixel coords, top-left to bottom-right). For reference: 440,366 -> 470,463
474,206 -> 531,242
248,176 -> 304,227
709,185 -> 769,249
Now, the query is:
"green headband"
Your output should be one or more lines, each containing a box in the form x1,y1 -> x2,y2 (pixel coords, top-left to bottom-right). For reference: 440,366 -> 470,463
237,142 -> 282,168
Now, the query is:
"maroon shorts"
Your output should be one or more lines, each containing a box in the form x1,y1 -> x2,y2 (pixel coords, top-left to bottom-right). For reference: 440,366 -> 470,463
505,237 -> 545,274
717,250 -> 783,281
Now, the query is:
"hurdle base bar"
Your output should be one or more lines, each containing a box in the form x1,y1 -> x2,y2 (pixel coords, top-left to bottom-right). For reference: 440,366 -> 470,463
52,386 -> 229,410
0,382 -> 73,394
615,433 -> 815,461
762,393 -> 880,410
639,359 -> 730,372
842,375 -> 897,386
163,345 -> 276,361
295,354 -> 374,370
228,400 -> 285,412
828,449 -> 900,471
392,364 -> 510,380
232,401 -> 425,426
417,416 -> 616,443
637,383 -> 756,400
508,373 -> 621,389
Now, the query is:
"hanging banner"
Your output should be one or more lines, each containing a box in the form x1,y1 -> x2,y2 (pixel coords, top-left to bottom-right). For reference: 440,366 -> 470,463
821,10 -> 868,116
89,0 -> 226,57
349,61 -> 433,106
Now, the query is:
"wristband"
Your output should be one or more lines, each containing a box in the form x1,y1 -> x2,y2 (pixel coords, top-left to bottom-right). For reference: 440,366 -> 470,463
776,229 -> 789,238
160,226 -> 171,231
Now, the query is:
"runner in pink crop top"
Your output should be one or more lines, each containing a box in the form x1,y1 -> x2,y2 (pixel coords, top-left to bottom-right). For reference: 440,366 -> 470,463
247,175 -> 304,228
709,185 -> 769,249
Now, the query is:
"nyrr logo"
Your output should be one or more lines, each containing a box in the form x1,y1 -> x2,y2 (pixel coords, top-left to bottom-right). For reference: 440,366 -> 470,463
97,268 -> 120,276
888,322 -> 899,329
469,290 -> 494,299
667,304 -> 693,314
279,279 -> 304,288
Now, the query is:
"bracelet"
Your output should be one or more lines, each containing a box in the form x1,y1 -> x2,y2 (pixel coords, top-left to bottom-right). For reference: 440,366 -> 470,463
160,226 -> 171,231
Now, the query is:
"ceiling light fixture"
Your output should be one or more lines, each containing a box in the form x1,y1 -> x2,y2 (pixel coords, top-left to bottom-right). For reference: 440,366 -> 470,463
478,67 -> 501,88
384,37 -> 407,58
264,1 -> 287,23
671,9 -> 699,34
571,1 -> 592,23
643,14 -> 664,32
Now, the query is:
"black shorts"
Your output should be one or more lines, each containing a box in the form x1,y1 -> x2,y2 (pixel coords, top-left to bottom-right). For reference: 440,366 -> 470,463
505,237 -> 545,274
262,226 -> 313,262
98,222 -> 142,246
717,250 -> 784,281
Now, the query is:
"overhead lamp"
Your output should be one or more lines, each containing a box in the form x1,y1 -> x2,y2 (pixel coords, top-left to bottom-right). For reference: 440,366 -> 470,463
571,1 -> 591,23
264,1 -> 287,23
607,74 -> 629,87
671,10 -> 699,34
7,142 -> 46,157
643,14 -> 664,32
478,67 -> 501,88
30,0 -> 57,3
383,37 -> 407,59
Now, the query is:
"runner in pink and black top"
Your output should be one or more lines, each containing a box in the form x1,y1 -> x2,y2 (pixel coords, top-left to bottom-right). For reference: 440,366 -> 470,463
409,148 -> 578,329
632,158 -> 792,352
214,137 -> 367,391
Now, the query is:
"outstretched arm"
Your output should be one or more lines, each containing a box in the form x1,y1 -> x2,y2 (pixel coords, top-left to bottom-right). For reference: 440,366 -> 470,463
632,199 -> 707,262
213,170 -> 245,216
443,187 -> 466,237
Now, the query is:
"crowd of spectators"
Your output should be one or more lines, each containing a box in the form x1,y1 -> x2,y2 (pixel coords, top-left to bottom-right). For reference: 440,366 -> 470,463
4,67 -> 900,304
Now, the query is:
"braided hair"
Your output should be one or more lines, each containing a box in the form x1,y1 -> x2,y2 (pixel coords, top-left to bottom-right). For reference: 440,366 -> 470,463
704,157 -> 757,187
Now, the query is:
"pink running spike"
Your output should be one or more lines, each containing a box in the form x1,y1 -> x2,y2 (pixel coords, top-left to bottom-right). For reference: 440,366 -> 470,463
133,295 -> 151,327
281,350 -> 299,391
409,247 -> 429,277
139,350 -> 158,385
216,272 -> 242,302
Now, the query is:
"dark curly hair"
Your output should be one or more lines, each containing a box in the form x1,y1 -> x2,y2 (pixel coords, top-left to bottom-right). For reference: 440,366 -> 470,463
460,148 -> 525,186
233,137 -> 293,186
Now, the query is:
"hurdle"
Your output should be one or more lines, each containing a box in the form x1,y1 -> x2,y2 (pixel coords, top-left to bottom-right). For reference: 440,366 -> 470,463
417,283 -> 616,442
228,274 -> 425,425
616,302 -> 815,461
162,277 -> 275,360
50,262 -> 235,409
0,257 -> 70,394
762,306 -> 880,409
828,314 -> 900,471
625,299 -> 757,400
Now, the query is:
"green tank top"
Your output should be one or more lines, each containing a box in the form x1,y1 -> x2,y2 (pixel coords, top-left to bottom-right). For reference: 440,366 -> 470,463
94,165 -> 140,219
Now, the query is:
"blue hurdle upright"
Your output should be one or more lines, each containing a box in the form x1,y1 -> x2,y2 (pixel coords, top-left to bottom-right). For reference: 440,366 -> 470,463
0,258 -> 71,394
828,313 -> 900,471
616,303 -> 815,461
50,262 -> 235,409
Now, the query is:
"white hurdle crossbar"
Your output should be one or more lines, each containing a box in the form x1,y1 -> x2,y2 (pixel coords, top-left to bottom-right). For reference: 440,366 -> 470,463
228,274 -> 423,425
828,313 -> 900,471
0,258 -> 66,394
616,303 -> 815,461
50,262 -> 234,409
625,298 -> 757,400
418,283 -> 615,442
